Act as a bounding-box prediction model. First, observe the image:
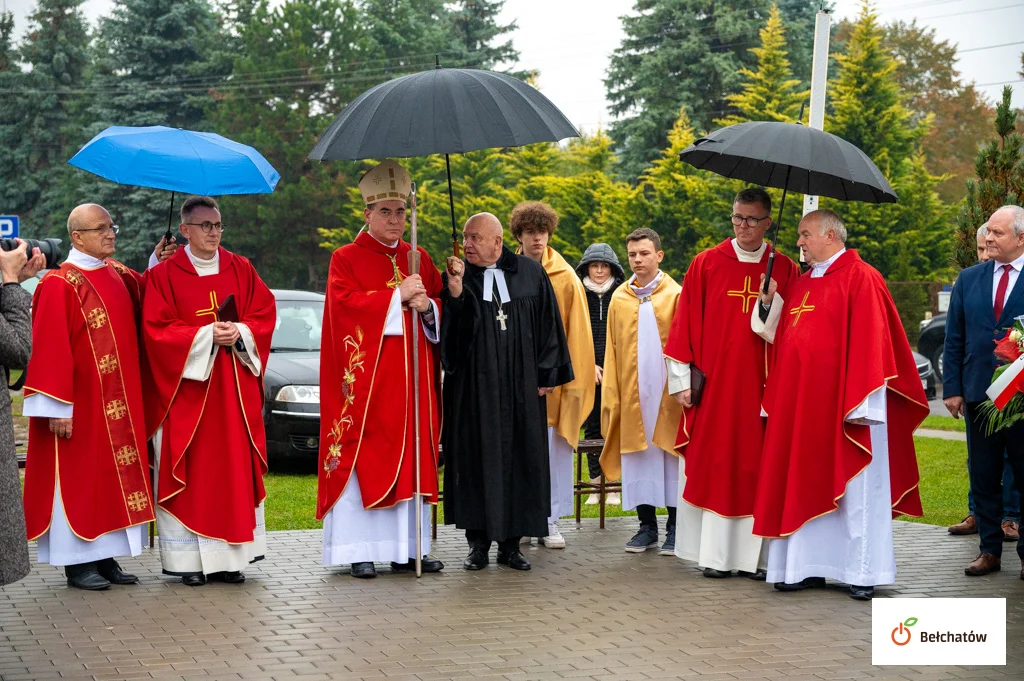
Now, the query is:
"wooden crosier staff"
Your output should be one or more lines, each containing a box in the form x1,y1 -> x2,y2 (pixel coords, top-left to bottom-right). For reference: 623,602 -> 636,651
407,182 -> 423,578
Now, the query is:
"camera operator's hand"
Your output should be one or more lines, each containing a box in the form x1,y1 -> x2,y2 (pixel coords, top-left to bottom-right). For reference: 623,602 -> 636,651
49,418 -> 73,439
19,247 -> 46,282
154,235 -> 178,263
0,239 -> 29,284
213,321 -> 241,347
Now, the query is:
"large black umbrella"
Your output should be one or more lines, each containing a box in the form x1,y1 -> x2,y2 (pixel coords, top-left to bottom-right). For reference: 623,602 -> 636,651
309,61 -> 580,249
678,120 -> 898,289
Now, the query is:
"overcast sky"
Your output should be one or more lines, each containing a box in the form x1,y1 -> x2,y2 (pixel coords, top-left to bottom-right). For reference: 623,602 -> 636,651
4,0 -> 1022,133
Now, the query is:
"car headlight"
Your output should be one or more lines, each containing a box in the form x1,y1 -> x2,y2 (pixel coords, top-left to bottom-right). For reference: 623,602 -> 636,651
275,385 -> 320,404
916,362 -> 932,377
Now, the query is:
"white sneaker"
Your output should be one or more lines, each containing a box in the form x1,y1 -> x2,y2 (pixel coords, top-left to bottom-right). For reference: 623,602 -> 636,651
606,493 -> 621,506
585,477 -> 600,504
541,522 -> 566,549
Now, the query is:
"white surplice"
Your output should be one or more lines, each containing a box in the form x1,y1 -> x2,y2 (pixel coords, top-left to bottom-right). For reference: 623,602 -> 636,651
668,239 -> 769,572
24,248 -> 146,566
756,248 -> 897,587
620,272 -> 678,511
322,234 -> 438,566
547,428 -> 574,522
153,246 -> 267,575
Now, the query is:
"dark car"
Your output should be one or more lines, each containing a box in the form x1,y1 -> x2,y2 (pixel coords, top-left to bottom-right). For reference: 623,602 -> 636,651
913,350 -> 937,401
264,289 -> 325,468
917,312 -> 946,380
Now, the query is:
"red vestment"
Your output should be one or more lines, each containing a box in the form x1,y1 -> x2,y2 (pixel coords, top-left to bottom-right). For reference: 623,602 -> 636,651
664,240 -> 799,517
316,231 -> 441,520
23,261 -> 154,541
752,250 -> 927,538
143,247 -> 275,544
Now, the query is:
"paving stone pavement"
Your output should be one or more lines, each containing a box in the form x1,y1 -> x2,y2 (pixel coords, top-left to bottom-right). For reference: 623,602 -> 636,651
1,518 -> 1021,681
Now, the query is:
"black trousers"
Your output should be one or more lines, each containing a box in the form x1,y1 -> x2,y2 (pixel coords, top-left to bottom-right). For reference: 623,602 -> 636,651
583,386 -> 603,479
637,504 -> 676,531
966,402 -> 1024,558
465,529 -> 520,553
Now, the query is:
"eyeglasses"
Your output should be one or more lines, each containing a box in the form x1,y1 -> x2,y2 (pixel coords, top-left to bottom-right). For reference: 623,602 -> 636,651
731,214 -> 770,228
74,224 -> 119,236
184,221 -> 226,233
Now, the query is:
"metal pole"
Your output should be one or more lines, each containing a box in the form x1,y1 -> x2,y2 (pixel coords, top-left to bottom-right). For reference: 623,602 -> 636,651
802,9 -> 832,223
164,191 -> 176,247
408,182 -> 423,578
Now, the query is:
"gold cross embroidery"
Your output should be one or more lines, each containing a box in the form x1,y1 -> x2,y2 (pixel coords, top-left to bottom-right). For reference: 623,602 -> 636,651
196,291 -> 220,322
87,308 -> 108,329
126,491 -> 149,513
727,275 -> 761,314
98,354 -> 118,375
105,400 -> 128,421
64,269 -> 84,287
789,291 -> 816,327
115,445 -> 139,466
386,255 -> 404,290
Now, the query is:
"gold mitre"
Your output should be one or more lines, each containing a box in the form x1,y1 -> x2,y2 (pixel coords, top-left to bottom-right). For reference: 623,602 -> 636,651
359,159 -> 411,205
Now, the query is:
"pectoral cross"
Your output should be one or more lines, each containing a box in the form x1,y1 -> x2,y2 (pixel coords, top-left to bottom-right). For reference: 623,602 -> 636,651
727,276 -> 761,314
496,306 -> 508,331
386,254 -> 404,290
789,291 -> 816,327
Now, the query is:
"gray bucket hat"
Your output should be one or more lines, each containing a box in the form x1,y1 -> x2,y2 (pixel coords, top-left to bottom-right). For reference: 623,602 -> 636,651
576,243 -> 625,281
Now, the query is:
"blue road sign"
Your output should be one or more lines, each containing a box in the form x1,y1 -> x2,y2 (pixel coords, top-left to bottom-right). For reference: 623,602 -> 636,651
0,216 -> 19,239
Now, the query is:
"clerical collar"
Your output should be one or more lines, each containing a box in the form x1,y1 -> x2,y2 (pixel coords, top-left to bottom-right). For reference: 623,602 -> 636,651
629,270 -> 663,299
65,247 -> 107,270
483,266 -> 510,304
367,230 -> 399,249
186,245 -> 219,270
731,238 -> 766,263
811,247 -> 847,278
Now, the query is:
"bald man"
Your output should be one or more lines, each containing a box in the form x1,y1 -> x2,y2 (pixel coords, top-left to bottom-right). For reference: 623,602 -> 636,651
21,204 -> 174,590
441,213 -> 573,571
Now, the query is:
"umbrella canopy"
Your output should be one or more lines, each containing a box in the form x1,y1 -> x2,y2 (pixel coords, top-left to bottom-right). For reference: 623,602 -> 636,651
309,67 -> 579,162
69,126 -> 280,196
678,121 -> 897,204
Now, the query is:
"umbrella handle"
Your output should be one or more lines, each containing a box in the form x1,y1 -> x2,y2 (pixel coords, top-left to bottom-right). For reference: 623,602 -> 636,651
763,173 -> 792,294
164,191 -> 176,248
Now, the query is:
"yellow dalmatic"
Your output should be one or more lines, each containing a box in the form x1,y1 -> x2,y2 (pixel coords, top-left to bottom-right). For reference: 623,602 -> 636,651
540,247 -> 596,450
599,273 -> 682,480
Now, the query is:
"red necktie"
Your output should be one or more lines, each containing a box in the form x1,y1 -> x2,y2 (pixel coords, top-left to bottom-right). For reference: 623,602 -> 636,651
994,264 -> 1011,320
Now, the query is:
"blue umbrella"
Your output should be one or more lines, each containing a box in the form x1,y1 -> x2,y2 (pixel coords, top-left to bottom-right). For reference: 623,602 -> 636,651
68,125 -> 280,240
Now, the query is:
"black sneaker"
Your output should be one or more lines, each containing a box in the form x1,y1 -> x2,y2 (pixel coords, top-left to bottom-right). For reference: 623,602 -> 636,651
625,526 -> 659,553
659,527 -> 675,555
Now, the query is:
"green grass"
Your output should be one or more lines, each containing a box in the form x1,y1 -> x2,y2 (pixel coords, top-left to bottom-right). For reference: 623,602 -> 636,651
263,436 -> 969,532
919,414 -> 967,432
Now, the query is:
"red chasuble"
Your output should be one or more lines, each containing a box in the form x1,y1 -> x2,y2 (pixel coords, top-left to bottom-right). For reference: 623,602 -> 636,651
23,261 -> 154,541
664,240 -> 799,517
316,231 -> 442,520
143,247 -> 275,544
752,250 -> 927,538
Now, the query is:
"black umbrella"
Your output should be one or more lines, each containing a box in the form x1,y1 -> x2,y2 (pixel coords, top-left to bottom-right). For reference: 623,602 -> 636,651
678,120 -> 898,291
309,59 -> 580,252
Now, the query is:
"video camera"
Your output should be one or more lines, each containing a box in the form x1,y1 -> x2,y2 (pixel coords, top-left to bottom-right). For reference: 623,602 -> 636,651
0,238 -> 63,270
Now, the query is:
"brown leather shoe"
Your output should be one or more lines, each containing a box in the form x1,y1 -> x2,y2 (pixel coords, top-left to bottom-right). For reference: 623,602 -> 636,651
964,552 -> 1001,576
948,515 -> 978,535
1002,520 -> 1020,542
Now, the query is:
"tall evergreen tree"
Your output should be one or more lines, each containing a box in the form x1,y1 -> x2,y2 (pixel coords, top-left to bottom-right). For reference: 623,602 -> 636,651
952,86 -> 1024,270
356,0 -> 453,77
605,0 -> 821,181
447,0 -> 525,75
0,9 -> 33,217
716,3 -> 808,126
0,10 -> 15,71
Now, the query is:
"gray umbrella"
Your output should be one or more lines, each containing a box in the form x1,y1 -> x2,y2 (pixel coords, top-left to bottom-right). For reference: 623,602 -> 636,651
309,60 -> 580,246
678,120 -> 898,289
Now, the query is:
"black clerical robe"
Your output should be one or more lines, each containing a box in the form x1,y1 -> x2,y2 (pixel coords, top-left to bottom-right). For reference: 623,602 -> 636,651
441,247 -> 573,540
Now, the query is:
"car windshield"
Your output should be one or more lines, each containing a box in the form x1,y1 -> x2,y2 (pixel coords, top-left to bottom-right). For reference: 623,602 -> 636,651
272,299 -> 324,351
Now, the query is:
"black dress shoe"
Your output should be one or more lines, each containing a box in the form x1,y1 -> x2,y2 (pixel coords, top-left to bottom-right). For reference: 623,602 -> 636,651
65,564 -> 111,591
208,571 -> 245,584
351,562 -> 377,578
738,569 -> 767,581
181,574 -> 206,587
702,567 -> 731,578
96,558 -> 138,585
773,576 -> 825,592
391,557 -> 444,573
849,585 -> 874,601
496,550 -> 531,571
463,547 -> 489,570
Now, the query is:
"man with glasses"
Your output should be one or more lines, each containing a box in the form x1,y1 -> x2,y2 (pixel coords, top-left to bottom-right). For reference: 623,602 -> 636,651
22,204 -> 173,590
664,187 -> 799,579
142,195 -> 276,586
316,159 -> 445,579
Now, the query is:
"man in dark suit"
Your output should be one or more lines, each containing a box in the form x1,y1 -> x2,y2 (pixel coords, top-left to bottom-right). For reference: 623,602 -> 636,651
944,205 -> 1024,577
